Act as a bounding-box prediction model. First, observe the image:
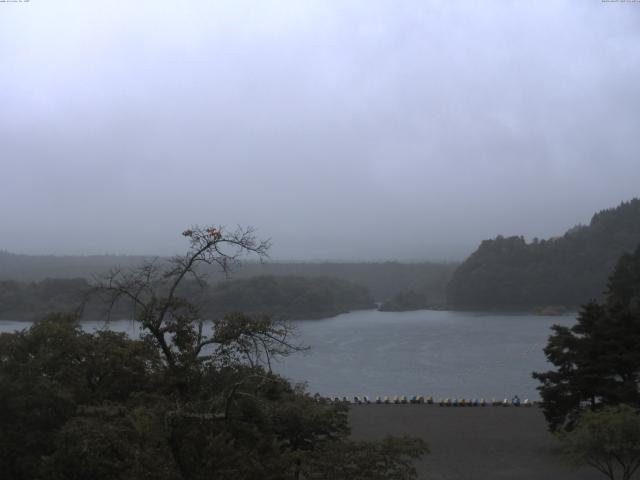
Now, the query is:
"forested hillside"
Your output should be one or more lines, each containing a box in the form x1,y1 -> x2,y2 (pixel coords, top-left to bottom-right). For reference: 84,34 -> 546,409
447,199 -> 640,310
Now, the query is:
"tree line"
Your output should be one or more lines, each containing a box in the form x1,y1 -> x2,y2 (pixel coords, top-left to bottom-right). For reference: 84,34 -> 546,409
0,251 -> 456,304
0,275 -> 374,322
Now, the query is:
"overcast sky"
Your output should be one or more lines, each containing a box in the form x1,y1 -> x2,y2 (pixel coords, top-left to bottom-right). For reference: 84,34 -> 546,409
1,1 -> 639,260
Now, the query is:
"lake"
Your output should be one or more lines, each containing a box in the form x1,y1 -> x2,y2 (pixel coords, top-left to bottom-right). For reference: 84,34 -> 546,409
0,309 -> 577,400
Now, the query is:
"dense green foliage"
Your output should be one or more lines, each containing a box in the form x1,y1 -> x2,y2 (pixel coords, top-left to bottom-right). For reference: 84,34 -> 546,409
0,225 -> 428,479
533,245 -> 640,431
0,315 -> 426,480
448,199 -> 640,310
204,275 -> 374,319
558,405 -> 640,480
0,313 -> 162,479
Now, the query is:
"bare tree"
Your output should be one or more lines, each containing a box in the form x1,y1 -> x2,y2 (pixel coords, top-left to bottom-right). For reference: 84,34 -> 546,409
91,225 -> 301,380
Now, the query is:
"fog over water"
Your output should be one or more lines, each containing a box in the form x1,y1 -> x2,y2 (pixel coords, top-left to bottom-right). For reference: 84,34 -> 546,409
1,1 -> 640,260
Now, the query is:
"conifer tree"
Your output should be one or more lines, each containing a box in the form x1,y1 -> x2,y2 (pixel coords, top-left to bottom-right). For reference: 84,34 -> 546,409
533,245 -> 640,431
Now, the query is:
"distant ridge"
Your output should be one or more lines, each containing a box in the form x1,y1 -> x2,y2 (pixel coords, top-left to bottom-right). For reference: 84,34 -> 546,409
447,198 -> 640,310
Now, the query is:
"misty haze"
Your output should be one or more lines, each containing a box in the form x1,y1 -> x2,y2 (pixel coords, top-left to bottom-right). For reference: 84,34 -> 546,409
1,2 -> 640,480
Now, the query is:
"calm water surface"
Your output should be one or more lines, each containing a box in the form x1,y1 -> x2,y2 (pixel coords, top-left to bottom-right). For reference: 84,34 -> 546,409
0,309 -> 576,400
279,309 -> 577,400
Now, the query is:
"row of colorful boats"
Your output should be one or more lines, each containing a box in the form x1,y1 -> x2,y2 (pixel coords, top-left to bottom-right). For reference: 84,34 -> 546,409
321,395 -> 535,407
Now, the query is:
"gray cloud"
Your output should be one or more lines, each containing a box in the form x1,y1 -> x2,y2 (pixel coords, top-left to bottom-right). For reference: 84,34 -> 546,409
1,1 -> 639,260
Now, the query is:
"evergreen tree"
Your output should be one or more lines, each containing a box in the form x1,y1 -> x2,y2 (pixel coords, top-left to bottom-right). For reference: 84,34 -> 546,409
533,245 -> 640,431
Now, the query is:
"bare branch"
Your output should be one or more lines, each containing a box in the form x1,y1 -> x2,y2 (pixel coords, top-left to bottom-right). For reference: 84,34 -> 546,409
88,225 -> 276,376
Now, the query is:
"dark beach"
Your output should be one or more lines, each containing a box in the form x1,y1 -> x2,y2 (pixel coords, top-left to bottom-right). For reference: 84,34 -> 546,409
350,404 -> 602,480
